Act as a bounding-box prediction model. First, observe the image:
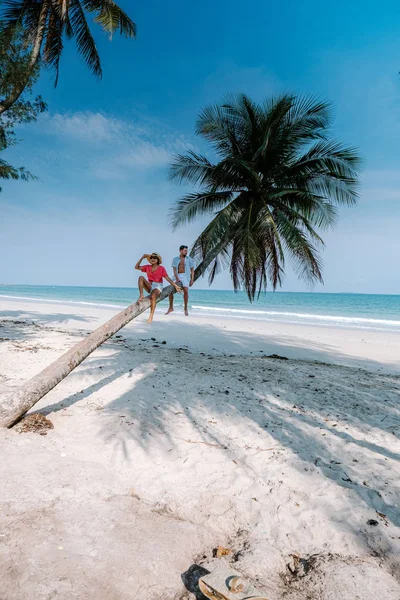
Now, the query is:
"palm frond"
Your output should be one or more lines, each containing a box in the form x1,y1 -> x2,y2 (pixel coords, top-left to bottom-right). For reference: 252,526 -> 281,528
42,8 -> 64,85
0,0 -> 44,48
207,246 -> 231,286
191,203 -> 240,268
267,189 -> 338,229
196,101 -> 243,157
69,0 -> 102,78
168,152 -> 214,186
273,207 -> 324,284
83,0 -> 136,38
170,190 -> 233,230
0,0 -> 32,32
287,95 -> 331,139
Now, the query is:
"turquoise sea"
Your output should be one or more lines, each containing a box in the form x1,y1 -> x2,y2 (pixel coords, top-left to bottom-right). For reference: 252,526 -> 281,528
0,284 -> 399,332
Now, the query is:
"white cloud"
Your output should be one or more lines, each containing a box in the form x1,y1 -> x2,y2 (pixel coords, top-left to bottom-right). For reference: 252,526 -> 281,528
39,112 -> 123,143
33,110 -> 197,176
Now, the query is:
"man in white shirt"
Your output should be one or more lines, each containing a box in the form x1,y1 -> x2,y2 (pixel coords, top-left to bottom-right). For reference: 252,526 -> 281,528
166,245 -> 195,316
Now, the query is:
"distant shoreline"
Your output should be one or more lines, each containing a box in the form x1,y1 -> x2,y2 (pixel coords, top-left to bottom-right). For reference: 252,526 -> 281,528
1,282 -> 399,297
1,285 -> 400,333
1,295 -> 399,373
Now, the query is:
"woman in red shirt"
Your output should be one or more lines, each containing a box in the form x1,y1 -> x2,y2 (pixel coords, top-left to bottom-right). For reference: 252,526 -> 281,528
135,253 -> 182,323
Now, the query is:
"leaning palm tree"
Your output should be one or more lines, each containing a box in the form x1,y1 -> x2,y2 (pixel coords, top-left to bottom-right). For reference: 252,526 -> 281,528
0,93 -> 361,428
0,0 -> 136,115
170,93 -> 360,299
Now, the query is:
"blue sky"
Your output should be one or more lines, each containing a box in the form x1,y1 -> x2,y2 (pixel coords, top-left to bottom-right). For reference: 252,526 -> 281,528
1,0 -> 400,293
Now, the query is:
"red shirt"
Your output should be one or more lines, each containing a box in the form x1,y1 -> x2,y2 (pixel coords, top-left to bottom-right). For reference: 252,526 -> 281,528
140,264 -> 167,283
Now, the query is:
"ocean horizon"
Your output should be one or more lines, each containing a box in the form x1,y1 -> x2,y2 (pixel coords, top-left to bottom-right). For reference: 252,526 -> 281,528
1,284 -> 400,333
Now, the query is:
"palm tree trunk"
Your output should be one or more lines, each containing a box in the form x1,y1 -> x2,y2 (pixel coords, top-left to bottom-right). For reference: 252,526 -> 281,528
0,286 -> 178,428
0,244 -> 227,428
0,2 -> 48,116
193,240 -> 227,280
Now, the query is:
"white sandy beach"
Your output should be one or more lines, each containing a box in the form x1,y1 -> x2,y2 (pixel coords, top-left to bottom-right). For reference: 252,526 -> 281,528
0,296 -> 399,600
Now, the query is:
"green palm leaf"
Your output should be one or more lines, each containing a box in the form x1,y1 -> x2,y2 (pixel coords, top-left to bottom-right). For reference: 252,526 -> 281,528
42,9 -> 64,85
68,0 -> 101,78
83,0 -> 136,38
170,191 -> 233,229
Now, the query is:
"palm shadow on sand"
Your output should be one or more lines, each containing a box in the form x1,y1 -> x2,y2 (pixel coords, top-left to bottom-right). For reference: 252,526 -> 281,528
26,315 -> 400,539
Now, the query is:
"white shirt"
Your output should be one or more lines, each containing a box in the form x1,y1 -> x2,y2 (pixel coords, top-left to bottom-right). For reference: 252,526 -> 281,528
171,255 -> 195,280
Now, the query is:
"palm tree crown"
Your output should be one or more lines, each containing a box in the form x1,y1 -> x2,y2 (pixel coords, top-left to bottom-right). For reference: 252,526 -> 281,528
1,0 -> 136,85
170,94 -> 361,301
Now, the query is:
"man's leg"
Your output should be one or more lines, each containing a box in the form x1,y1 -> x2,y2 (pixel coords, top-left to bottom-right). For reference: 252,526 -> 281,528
165,292 -> 174,315
138,276 -> 151,301
147,290 -> 160,324
183,287 -> 189,316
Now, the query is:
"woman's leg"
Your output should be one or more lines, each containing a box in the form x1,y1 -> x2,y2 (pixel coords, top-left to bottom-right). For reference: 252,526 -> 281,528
147,289 -> 161,324
138,276 -> 151,301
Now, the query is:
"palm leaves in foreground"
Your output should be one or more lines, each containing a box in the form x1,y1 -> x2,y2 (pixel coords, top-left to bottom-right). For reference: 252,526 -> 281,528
170,94 -> 361,301
0,0 -> 136,114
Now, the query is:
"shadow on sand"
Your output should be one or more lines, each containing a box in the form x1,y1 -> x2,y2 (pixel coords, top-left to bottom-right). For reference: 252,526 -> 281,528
21,315 -> 399,535
0,309 -> 93,326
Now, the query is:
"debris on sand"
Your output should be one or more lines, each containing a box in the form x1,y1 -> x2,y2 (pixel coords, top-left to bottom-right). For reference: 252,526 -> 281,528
14,413 -> 54,435
264,354 -> 289,360
286,553 -> 317,578
213,546 -> 232,558
199,563 -> 269,600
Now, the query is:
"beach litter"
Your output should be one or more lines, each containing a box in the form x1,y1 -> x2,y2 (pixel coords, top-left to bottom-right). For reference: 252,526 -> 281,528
199,563 -> 270,600
213,546 -> 232,558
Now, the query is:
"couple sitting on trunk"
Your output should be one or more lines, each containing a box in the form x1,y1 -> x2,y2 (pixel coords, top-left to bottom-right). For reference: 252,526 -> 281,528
135,245 -> 195,324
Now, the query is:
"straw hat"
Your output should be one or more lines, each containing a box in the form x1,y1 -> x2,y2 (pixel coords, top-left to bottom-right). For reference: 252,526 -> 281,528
146,252 -> 162,265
